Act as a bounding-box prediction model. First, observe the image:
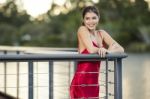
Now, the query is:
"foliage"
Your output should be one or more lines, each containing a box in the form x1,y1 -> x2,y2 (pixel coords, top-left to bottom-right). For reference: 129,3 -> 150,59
0,23 -> 17,45
0,0 -> 150,52
96,0 -> 150,52
0,0 -> 30,26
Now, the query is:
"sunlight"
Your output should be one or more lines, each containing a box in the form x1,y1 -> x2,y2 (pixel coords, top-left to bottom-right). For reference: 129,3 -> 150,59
1,0 -> 98,17
145,0 -> 150,10
92,0 -> 99,3
21,0 -> 52,18
0,0 -> 6,4
145,0 -> 150,2
53,0 -> 66,6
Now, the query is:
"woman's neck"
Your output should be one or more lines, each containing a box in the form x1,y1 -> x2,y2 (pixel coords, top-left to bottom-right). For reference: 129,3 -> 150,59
89,29 -> 96,35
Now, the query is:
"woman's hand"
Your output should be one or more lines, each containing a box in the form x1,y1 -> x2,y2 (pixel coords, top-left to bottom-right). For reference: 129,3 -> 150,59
98,47 -> 108,57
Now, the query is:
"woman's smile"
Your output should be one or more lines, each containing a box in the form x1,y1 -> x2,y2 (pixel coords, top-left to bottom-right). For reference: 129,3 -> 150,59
83,12 -> 99,30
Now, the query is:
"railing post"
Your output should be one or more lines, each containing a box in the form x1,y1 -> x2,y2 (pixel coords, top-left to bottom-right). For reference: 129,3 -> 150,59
114,58 -> 122,99
16,51 -> 20,99
49,61 -> 53,99
28,61 -> 34,99
105,59 -> 109,99
16,62 -> 20,98
4,62 -> 7,93
4,51 -> 7,93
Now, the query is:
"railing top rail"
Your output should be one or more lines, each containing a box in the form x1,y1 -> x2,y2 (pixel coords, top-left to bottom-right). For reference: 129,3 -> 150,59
0,52 -> 127,61
0,46 -> 77,52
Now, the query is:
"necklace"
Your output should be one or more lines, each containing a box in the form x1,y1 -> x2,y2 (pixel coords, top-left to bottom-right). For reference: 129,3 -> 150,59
90,33 -> 98,46
89,32 -> 96,41
89,31 -> 100,47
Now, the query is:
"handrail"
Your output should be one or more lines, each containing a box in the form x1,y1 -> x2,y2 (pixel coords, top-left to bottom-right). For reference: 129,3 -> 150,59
0,51 -> 127,99
0,46 -> 77,52
0,52 -> 127,61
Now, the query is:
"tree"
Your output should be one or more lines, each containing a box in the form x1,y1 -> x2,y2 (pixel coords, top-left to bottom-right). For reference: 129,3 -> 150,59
0,0 -> 30,26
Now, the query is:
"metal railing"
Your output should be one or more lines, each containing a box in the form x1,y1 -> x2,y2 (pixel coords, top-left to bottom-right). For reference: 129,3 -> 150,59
0,49 -> 127,99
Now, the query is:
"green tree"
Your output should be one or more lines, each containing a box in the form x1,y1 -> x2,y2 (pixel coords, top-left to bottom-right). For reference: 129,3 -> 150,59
0,0 -> 30,26
0,24 -> 17,45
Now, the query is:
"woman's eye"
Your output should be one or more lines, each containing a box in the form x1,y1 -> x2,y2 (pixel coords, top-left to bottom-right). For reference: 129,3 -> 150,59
92,17 -> 97,19
85,17 -> 89,20
85,16 -> 97,20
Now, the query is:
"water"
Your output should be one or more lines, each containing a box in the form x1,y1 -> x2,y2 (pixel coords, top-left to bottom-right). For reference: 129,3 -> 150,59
0,53 -> 150,99
123,53 -> 150,99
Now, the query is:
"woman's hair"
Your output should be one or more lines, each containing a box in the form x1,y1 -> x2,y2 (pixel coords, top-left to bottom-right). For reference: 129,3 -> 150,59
82,6 -> 100,18
82,6 -> 100,25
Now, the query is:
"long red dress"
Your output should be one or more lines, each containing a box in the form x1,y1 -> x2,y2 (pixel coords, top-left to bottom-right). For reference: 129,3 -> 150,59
70,42 -> 101,99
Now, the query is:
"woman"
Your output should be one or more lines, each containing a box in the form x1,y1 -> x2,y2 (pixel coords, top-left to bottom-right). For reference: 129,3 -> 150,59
70,6 -> 124,99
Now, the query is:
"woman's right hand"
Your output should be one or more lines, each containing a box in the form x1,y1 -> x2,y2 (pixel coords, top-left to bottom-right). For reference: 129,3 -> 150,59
98,47 -> 108,57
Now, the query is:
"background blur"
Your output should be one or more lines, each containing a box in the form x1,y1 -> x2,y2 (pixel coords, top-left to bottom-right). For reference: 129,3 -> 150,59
0,0 -> 150,99
0,0 -> 150,51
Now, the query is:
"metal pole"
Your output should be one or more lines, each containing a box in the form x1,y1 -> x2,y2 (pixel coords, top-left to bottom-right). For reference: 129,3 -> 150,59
4,62 -> 7,93
35,62 -> 39,99
114,58 -> 122,99
49,61 -> 53,99
105,59 -> 109,99
68,61 -> 71,84
16,51 -> 20,98
16,62 -> 20,98
3,51 -> 7,93
74,61 -> 77,73
28,61 -> 34,99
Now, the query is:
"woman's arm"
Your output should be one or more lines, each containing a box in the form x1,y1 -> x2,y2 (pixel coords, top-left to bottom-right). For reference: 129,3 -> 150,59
78,26 -> 99,53
101,30 -> 124,53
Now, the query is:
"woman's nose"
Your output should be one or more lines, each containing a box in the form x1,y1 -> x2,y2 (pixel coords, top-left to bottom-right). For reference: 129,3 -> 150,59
88,19 -> 93,23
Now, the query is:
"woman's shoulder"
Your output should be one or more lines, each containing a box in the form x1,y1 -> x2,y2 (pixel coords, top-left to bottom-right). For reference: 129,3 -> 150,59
97,29 -> 110,36
77,26 -> 89,35
78,26 -> 88,31
97,29 -> 107,34
96,29 -> 110,40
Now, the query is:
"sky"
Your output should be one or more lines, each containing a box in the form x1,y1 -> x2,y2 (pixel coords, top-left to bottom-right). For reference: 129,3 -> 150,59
0,0 -> 67,17
21,0 -> 62,18
19,0 -> 98,17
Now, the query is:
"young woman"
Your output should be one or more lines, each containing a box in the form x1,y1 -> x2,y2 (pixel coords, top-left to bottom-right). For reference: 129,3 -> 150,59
70,6 -> 124,99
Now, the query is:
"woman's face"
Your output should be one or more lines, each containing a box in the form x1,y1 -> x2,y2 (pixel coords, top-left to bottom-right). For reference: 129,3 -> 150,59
83,12 -> 99,31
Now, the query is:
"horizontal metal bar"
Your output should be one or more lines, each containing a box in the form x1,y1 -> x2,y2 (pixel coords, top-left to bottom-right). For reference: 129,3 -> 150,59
0,53 -> 127,61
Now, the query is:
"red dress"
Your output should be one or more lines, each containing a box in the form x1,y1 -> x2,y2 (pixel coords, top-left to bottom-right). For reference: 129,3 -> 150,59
70,42 -> 101,99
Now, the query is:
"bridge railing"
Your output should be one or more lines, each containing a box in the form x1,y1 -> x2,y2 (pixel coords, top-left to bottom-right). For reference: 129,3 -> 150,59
0,49 -> 127,99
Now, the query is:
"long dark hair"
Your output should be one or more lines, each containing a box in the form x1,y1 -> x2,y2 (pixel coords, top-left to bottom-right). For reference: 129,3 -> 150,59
82,6 -> 100,25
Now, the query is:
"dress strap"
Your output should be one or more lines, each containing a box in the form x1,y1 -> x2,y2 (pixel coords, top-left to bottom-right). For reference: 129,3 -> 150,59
97,30 -> 103,40
98,30 -> 107,48
95,30 -> 103,47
